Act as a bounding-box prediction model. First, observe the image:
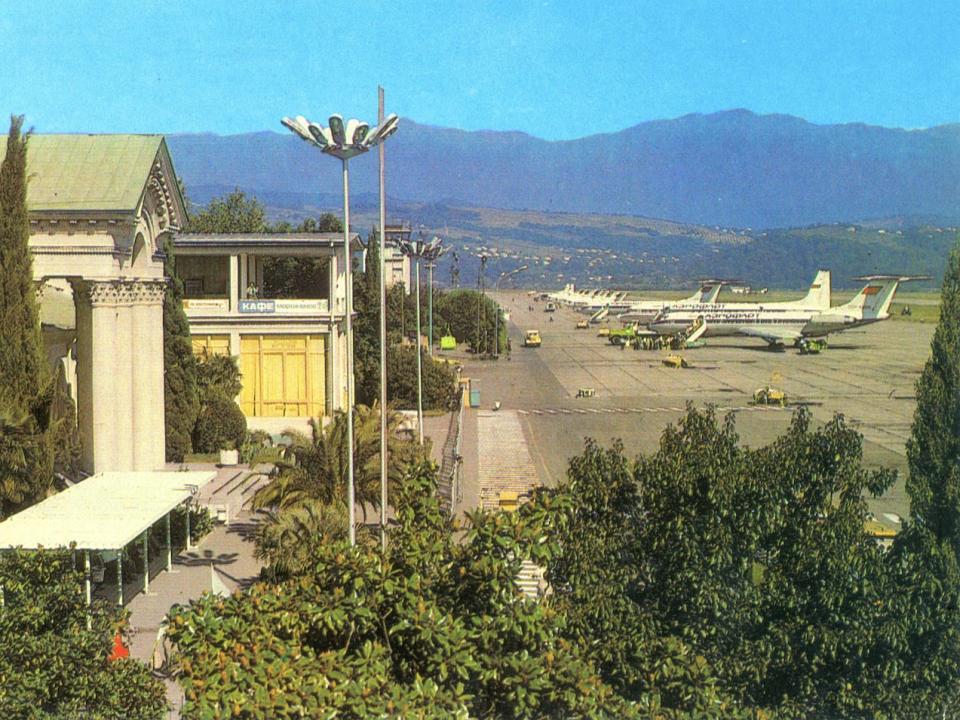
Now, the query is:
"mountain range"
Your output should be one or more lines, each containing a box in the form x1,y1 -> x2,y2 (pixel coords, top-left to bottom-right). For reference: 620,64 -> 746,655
168,109 -> 960,230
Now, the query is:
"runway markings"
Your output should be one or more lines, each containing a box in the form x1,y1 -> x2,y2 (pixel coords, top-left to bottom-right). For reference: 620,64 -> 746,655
517,405 -> 793,416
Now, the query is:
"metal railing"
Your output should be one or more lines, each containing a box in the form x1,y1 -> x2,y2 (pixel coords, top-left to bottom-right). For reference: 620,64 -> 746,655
438,391 -> 464,516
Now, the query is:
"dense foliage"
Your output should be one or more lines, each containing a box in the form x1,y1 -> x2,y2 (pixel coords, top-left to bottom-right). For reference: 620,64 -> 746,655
907,242 -> 960,542
162,235 -> 200,461
170,463 -> 634,719
252,403 -> 426,573
0,116 -> 54,514
194,352 -> 243,407
193,393 -> 247,453
433,288 -> 507,354
0,549 -> 166,719
386,344 -> 458,411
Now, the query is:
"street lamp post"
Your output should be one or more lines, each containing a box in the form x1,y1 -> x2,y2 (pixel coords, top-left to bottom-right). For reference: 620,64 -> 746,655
282,111 -> 399,546
494,265 -> 528,358
398,234 -> 445,445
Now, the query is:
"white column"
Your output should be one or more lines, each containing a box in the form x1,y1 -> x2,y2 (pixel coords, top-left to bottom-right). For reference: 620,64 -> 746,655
72,280 -> 167,474
138,285 -> 167,470
229,254 -> 239,312
115,304 -> 134,470
239,253 -> 248,299
72,281 -> 119,472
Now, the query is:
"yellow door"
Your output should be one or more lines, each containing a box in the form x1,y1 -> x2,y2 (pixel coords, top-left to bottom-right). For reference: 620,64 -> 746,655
191,334 -> 230,357
239,335 -> 325,417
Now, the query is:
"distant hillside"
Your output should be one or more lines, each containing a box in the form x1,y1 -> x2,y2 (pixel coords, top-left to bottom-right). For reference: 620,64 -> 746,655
168,109 -> 960,229
262,201 -> 955,291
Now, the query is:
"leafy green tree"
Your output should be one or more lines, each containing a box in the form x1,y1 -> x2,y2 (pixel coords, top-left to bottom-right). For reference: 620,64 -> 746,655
0,548 -> 166,719
434,289 -> 505,354
169,463 -> 635,719
161,236 -> 199,461
0,116 -> 45,406
353,230 -> 382,406
524,406 -> 960,718
386,344 -> 457,411
194,351 -> 242,407
187,189 -> 266,233
0,115 -> 53,513
906,241 -> 960,543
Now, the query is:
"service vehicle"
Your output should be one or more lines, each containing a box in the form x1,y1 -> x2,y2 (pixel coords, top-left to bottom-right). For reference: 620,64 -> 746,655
576,319 -> 589,329
544,302 -> 557,313
523,329 -> 542,347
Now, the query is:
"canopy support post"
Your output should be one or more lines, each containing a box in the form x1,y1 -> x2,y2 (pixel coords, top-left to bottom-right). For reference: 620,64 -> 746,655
165,513 -> 172,571
116,550 -> 123,606
185,506 -> 192,551
142,531 -> 149,594
84,550 -> 91,630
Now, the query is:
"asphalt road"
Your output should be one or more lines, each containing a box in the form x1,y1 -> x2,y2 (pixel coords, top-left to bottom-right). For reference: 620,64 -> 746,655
460,292 -> 934,527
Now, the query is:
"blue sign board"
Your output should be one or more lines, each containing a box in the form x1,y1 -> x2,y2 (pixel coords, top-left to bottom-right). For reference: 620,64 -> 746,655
238,300 -> 276,314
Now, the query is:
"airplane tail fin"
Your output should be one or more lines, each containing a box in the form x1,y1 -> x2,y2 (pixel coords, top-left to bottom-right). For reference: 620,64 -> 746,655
799,270 -> 831,308
840,275 -> 928,320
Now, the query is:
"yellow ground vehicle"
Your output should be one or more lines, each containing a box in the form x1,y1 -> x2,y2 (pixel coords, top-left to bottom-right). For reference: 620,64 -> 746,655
597,327 -> 610,337
576,319 -> 589,329
662,355 -> 690,369
753,386 -> 787,406
523,329 -> 542,347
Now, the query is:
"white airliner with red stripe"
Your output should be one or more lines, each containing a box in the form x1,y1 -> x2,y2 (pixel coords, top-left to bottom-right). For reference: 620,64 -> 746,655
649,273 -> 926,347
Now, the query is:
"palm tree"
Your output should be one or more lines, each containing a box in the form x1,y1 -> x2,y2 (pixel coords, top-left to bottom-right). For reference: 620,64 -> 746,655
254,498 -> 349,580
252,402 -> 426,522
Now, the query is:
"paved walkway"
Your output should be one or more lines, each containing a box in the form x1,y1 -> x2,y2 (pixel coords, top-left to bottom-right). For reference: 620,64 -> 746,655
476,410 -> 540,511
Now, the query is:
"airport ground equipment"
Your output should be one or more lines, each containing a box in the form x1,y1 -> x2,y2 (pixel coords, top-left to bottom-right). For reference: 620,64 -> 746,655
798,338 -> 828,354
576,387 -> 596,398
608,325 -> 640,346
597,327 -> 611,338
523,330 -> 542,348
499,490 -> 520,512
589,306 -> 609,324
662,355 -> 690,369
440,335 -> 457,351
576,319 -> 589,329
545,302 -> 557,312
753,386 -> 787,406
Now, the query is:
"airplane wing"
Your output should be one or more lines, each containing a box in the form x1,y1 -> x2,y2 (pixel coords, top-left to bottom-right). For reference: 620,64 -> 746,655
739,326 -> 802,344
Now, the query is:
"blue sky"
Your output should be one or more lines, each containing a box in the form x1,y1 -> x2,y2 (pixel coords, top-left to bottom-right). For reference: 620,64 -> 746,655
2,0 -> 958,140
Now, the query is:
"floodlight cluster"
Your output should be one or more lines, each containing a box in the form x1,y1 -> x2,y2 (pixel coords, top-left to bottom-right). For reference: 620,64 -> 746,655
281,113 -> 399,160
398,233 -> 448,262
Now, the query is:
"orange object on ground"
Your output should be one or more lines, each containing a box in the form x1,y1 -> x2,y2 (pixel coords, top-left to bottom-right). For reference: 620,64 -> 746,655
108,632 -> 130,661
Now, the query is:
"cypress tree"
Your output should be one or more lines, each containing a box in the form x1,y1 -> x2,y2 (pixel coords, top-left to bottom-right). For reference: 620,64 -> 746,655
906,241 -> 960,543
0,116 -> 45,404
0,115 -> 53,514
162,236 -> 199,461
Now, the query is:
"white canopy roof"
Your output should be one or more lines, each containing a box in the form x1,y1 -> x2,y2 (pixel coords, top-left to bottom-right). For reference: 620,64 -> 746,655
0,471 -> 215,551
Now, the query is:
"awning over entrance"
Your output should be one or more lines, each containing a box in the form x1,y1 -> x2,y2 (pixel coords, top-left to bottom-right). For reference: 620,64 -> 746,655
0,471 -> 214,551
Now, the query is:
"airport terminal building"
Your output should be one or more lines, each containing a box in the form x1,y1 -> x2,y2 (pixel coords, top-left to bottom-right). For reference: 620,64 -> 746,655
15,133 -> 354,472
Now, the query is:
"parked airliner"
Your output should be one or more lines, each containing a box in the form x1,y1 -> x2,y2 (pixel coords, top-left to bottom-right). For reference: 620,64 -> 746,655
648,273 -> 924,348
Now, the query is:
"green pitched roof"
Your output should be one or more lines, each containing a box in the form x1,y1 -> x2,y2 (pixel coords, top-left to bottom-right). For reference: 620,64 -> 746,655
0,134 -> 166,213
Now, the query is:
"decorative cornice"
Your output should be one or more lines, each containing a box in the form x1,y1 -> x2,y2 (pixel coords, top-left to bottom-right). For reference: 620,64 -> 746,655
70,279 -> 168,307
148,160 -> 181,231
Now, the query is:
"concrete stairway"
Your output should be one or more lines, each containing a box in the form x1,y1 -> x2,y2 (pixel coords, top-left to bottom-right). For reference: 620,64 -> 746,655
476,410 -> 547,599
477,410 -> 541,511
